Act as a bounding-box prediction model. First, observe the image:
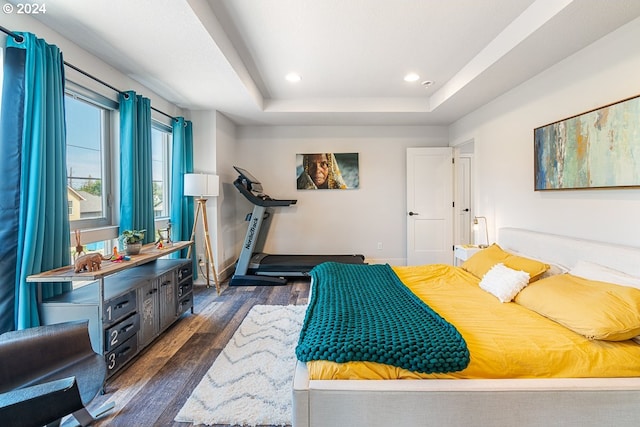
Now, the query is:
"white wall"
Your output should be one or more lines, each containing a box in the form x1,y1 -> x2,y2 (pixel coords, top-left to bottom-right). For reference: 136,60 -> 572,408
214,112 -> 239,276
188,110 -> 217,273
450,17 -> 640,247
235,126 -> 448,264
188,110 -> 241,280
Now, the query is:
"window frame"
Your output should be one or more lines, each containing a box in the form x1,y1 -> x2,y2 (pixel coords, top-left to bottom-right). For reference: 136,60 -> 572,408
151,122 -> 173,220
64,82 -> 117,231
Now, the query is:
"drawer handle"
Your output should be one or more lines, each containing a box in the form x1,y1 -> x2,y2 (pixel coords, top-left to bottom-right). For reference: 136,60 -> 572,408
117,346 -> 132,357
148,288 -> 158,295
120,323 -> 135,333
115,300 -> 129,310
161,281 -> 171,287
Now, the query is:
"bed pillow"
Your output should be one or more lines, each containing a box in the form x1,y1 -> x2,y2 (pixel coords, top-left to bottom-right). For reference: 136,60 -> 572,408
514,274 -> 640,341
461,244 -> 549,281
479,263 -> 530,303
461,244 -> 508,278
569,260 -> 640,290
508,250 -> 568,280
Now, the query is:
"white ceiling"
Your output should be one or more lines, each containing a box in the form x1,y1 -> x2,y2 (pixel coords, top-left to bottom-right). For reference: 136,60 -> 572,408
17,0 -> 640,126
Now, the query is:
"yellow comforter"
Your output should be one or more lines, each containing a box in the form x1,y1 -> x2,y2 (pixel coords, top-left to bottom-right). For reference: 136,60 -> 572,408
306,264 -> 640,380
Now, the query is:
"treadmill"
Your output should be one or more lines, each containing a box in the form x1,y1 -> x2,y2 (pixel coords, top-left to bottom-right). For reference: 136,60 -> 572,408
230,166 -> 365,286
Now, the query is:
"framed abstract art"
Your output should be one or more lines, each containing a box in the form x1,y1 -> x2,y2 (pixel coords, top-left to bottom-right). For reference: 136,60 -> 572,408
534,94 -> 640,190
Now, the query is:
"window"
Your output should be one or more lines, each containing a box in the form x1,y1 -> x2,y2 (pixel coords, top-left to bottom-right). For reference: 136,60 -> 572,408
65,94 -> 112,229
151,124 -> 172,218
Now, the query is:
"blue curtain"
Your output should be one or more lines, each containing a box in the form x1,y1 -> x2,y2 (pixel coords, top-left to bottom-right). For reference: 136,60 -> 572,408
169,118 -> 195,265
119,91 -> 155,244
0,32 -> 71,332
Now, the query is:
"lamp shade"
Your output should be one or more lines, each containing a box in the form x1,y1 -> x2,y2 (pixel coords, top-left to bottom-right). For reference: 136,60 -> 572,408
184,173 -> 219,197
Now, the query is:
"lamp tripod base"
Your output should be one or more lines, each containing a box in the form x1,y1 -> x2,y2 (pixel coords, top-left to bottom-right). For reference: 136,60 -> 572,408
187,198 -> 220,295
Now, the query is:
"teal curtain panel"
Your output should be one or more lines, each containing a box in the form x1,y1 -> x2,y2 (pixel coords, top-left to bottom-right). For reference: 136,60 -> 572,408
170,118 -> 195,263
119,90 -> 155,243
0,32 -> 71,332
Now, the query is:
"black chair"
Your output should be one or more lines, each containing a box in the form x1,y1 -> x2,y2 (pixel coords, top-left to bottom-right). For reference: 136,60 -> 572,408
0,320 -> 114,427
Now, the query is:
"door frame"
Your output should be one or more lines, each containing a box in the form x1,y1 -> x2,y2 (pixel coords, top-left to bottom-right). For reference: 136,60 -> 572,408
454,141 -> 475,245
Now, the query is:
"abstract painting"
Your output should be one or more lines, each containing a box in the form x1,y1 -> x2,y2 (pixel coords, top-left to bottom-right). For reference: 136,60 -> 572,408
534,95 -> 640,190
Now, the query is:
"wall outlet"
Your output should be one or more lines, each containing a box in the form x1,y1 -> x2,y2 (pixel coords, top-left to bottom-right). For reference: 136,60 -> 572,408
377,242 -> 383,250
198,254 -> 205,266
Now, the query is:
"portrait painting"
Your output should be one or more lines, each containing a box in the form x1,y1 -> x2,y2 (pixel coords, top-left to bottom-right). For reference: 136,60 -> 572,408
296,153 -> 359,190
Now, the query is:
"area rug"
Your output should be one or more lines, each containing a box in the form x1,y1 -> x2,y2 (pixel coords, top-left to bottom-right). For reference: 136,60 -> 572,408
175,304 -> 307,426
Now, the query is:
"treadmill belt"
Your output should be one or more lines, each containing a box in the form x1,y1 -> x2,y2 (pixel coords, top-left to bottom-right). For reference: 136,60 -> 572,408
255,254 -> 364,273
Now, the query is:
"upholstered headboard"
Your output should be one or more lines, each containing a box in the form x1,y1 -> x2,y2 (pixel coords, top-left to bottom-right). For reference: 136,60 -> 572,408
498,228 -> 640,278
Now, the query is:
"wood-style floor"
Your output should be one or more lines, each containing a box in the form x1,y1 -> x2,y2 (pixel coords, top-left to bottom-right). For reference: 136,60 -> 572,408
89,278 -> 310,427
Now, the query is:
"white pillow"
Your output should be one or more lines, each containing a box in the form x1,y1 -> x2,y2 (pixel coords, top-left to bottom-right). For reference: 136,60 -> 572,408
569,260 -> 640,290
479,263 -> 531,303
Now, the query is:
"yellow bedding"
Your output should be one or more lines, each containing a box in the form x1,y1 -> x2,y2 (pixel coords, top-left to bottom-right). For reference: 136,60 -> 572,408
306,264 -> 640,380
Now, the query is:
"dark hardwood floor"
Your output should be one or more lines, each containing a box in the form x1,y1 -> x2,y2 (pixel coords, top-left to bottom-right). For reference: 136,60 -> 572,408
90,278 -> 310,427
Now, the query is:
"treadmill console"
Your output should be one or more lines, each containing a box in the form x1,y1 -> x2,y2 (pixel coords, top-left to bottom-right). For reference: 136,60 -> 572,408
233,166 -> 297,207
234,165 -> 263,193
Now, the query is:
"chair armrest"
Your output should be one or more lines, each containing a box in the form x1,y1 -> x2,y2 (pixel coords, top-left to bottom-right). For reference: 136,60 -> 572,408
0,377 -> 85,427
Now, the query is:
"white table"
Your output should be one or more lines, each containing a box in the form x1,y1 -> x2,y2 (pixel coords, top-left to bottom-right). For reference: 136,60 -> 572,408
453,245 -> 483,266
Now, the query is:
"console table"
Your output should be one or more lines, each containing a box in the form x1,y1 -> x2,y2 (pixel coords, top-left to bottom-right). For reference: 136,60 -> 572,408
27,241 -> 194,378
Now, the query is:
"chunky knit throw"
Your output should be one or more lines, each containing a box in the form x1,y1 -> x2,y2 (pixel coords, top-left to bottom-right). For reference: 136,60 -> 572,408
296,262 -> 469,374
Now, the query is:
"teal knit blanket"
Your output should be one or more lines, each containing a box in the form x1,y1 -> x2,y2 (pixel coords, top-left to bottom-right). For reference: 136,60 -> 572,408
296,262 -> 469,374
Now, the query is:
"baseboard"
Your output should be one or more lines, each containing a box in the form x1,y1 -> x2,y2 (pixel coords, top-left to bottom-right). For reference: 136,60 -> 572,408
193,263 -> 234,285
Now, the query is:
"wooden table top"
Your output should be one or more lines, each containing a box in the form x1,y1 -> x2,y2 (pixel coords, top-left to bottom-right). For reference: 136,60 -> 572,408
27,241 -> 193,282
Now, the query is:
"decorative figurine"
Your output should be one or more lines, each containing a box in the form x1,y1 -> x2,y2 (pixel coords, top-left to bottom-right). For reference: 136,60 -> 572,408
74,229 -> 86,260
74,253 -> 111,273
155,222 -> 172,249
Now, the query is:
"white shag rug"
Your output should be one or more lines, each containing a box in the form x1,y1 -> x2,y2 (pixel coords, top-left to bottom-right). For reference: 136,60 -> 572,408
175,304 -> 307,426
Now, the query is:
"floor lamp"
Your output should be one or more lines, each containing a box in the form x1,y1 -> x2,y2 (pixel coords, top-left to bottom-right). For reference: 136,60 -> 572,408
184,173 -> 220,294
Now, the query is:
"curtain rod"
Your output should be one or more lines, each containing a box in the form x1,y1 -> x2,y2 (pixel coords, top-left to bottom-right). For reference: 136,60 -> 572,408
1,25 -> 179,122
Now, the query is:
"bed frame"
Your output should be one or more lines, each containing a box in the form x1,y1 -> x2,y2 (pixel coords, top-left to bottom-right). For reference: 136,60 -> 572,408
292,228 -> 640,427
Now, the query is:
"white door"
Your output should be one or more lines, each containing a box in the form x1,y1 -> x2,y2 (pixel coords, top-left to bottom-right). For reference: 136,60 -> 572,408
406,147 -> 453,265
456,156 -> 472,244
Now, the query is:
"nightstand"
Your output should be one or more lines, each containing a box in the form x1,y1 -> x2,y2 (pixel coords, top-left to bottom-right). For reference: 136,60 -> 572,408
454,245 -> 482,266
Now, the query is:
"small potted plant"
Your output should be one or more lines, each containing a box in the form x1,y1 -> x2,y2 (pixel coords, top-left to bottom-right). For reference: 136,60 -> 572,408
120,229 -> 146,255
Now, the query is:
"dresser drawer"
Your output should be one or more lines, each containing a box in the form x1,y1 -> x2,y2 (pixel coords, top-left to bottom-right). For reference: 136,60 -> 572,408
178,294 -> 193,315
103,290 -> 137,325
104,313 -> 139,352
177,281 -> 193,298
105,335 -> 138,377
177,262 -> 192,282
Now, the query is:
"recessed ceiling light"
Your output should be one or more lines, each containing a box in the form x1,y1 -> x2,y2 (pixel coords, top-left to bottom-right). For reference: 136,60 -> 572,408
285,73 -> 301,83
404,73 -> 420,82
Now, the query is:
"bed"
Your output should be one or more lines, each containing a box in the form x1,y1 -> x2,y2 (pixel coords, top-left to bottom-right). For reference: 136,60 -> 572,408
292,228 -> 640,427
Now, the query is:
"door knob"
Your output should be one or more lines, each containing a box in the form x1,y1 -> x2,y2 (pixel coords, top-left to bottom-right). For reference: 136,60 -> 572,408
408,211 -> 419,216
463,208 -> 470,212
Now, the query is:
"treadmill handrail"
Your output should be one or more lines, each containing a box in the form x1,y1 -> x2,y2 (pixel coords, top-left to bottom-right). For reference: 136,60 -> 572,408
233,178 -> 297,207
